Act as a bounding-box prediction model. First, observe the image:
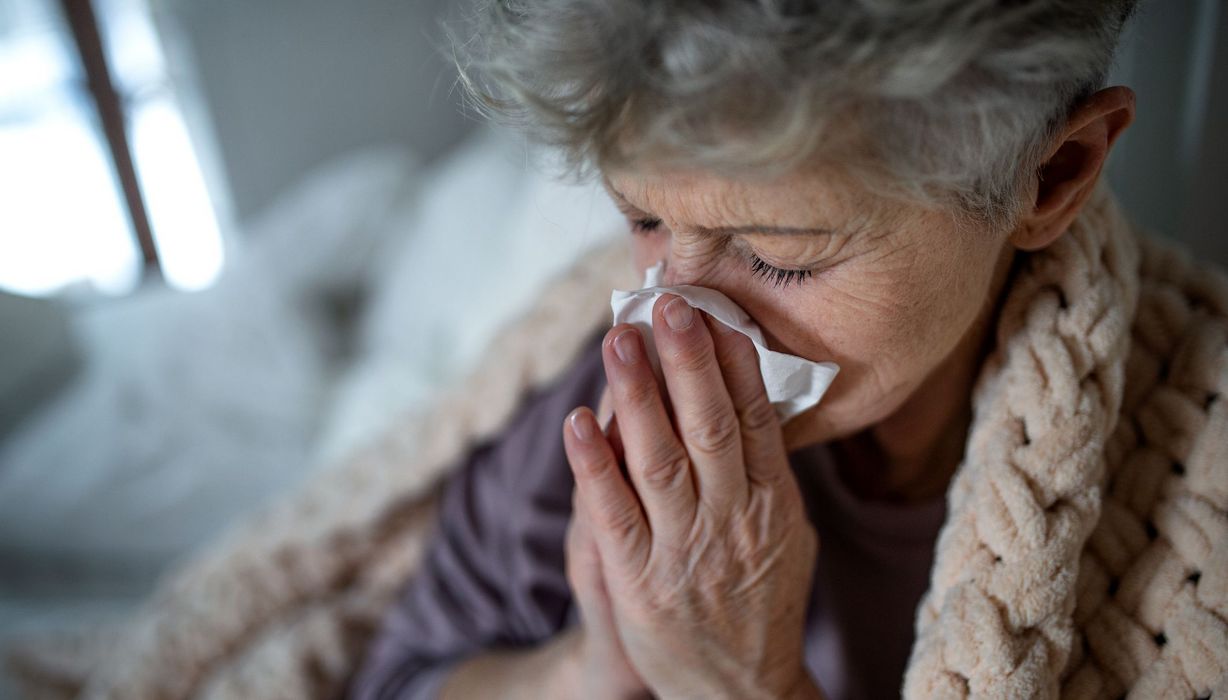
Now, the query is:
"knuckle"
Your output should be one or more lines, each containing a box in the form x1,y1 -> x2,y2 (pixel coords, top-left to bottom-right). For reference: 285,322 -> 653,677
667,340 -> 714,375
569,450 -> 602,479
618,374 -> 661,408
600,502 -> 643,547
683,409 -> 741,457
639,451 -> 692,491
738,395 -> 779,434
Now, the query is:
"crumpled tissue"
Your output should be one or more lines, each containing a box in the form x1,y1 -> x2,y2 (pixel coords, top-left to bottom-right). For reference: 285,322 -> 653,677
610,261 -> 839,420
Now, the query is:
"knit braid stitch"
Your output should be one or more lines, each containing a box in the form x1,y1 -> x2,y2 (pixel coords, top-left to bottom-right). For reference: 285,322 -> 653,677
1062,234 -> 1228,698
904,184 -> 1143,698
8,185 -> 1226,699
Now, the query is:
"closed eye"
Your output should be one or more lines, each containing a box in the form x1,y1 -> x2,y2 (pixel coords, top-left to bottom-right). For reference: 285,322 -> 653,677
630,217 -> 662,234
626,214 -> 814,288
748,254 -> 813,288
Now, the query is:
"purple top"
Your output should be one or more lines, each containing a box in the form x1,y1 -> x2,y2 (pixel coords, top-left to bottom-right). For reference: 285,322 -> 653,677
349,334 -> 946,700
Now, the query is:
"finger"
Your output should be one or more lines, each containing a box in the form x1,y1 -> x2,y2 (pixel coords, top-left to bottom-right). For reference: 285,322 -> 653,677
594,387 -> 627,468
605,414 -> 627,468
601,325 -> 697,543
595,388 -> 628,468
652,295 -> 748,509
563,406 -> 651,576
705,314 -> 792,491
565,494 -> 616,633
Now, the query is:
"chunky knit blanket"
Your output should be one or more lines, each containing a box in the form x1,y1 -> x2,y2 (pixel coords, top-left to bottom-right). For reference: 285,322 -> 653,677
7,183 -> 1227,699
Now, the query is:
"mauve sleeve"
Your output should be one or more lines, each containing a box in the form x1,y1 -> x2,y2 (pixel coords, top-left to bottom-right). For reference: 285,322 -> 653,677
347,335 -> 606,700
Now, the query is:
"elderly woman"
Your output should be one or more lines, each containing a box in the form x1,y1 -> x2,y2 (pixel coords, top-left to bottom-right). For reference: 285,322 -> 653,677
352,1 -> 1228,699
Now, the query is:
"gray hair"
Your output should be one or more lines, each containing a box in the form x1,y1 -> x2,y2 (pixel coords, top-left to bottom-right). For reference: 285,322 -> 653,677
452,0 -> 1140,231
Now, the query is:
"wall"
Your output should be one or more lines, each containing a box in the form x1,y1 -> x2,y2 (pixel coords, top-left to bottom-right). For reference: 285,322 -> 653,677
166,0 -> 473,221
166,0 -> 1226,265
1107,0 -> 1227,265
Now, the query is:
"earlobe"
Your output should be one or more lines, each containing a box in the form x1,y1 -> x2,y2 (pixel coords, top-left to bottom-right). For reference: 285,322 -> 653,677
1011,86 -> 1136,252
1010,217 -> 1049,252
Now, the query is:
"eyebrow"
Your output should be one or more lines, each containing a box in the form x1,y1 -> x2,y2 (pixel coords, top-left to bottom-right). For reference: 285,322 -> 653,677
603,180 -> 837,237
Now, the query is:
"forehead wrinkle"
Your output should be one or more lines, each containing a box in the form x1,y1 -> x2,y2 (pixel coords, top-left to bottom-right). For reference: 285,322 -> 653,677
613,172 -> 778,231
607,167 -> 880,236
693,178 -> 752,230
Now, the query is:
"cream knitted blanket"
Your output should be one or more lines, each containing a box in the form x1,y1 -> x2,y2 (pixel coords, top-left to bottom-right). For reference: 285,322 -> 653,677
7,184 -> 1228,699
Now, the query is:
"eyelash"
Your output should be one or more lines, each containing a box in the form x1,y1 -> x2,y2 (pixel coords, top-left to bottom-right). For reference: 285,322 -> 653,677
748,255 -> 814,288
630,217 -> 662,234
630,217 -> 814,288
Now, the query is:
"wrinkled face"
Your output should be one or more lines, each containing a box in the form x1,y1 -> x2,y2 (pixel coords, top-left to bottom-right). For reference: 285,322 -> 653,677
604,165 -> 1015,445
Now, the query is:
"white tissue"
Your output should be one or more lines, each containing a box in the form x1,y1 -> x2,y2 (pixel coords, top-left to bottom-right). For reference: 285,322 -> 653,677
610,262 -> 839,420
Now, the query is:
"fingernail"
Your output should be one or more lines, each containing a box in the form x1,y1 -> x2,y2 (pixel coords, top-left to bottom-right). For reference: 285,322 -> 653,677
613,329 -> 641,365
569,409 -> 595,441
664,297 -> 694,331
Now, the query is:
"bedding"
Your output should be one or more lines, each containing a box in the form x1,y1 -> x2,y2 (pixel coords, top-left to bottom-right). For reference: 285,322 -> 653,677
8,182 -> 1227,698
0,129 -> 622,697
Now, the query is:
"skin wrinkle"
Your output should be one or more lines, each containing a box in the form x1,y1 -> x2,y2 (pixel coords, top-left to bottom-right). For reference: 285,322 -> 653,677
604,160 -> 1015,503
429,58 -> 1136,692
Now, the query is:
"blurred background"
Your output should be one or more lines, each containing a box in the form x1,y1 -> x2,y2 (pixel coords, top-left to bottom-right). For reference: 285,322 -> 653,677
0,0 -> 1224,695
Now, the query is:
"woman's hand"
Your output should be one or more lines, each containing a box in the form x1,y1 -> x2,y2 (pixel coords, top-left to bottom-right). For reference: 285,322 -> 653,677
563,293 -> 823,700
559,490 -> 650,700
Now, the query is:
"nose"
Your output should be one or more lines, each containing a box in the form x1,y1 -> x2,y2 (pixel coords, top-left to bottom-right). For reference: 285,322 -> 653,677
659,252 -> 717,288
638,230 -> 706,287
655,256 -> 695,289
658,258 -> 679,287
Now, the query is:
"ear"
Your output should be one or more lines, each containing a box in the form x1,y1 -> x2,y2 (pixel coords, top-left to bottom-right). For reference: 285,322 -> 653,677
1011,86 -> 1136,251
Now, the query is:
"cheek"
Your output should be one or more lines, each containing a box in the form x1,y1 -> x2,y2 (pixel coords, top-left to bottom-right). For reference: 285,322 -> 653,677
733,261 -> 922,366
819,232 -> 998,358
731,246 -> 993,418
725,277 -> 917,431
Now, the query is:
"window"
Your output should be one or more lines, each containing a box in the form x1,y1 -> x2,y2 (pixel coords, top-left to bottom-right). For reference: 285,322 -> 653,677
0,0 -> 225,297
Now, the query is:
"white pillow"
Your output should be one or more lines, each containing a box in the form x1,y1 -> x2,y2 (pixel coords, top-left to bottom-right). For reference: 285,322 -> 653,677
313,129 -> 624,467
0,149 -> 420,575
